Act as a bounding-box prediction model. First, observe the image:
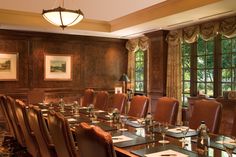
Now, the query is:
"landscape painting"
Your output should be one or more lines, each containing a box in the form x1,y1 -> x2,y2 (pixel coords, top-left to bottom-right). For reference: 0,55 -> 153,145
44,54 -> 72,81
0,58 -> 11,72
50,60 -> 66,73
0,53 -> 18,81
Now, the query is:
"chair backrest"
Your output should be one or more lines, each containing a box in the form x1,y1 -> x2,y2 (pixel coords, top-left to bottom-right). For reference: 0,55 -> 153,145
0,96 -> 15,137
47,111 -> 77,157
153,97 -> 179,125
28,105 -> 56,157
15,99 -> 40,157
231,108 -> 236,136
128,95 -> 149,118
5,96 -> 25,147
94,91 -> 109,111
81,89 -> 94,106
189,99 -> 222,134
110,93 -> 127,113
75,122 -> 116,157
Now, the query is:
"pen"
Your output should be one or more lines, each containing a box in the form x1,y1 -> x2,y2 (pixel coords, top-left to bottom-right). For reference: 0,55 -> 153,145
160,154 -> 177,156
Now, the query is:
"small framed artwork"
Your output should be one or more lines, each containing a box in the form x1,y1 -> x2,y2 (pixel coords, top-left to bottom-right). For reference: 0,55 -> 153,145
115,87 -> 123,94
0,53 -> 18,81
44,54 -> 72,81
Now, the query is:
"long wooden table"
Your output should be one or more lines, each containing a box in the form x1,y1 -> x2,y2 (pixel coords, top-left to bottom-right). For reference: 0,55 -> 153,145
37,103 -> 236,157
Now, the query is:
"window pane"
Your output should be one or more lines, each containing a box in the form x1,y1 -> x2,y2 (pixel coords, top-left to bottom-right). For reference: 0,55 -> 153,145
183,69 -> 191,81
222,69 -> 232,82
222,83 -> 232,91
135,82 -> 144,91
206,69 -> 214,82
222,54 -> 232,68
182,56 -> 190,68
222,39 -> 232,53
197,70 -> 205,82
197,56 -> 205,68
182,94 -> 190,106
206,41 -> 214,54
197,83 -> 205,93
232,53 -> 236,67
206,55 -> 214,68
206,83 -> 214,96
135,62 -> 144,72
232,37 -> 236,52
183,81 -> 190,93
197,38 -> 205,55
182,43 -> 191,56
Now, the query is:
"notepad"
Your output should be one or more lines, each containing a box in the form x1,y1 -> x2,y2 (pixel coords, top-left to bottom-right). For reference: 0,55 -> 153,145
145,149 -> 188,157
67,118 -> 77,122
112,135 -> 133,143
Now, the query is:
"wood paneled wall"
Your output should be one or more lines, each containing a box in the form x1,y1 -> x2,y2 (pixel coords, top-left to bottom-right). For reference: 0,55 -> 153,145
0,30 -> 128,102
146,30 -> 169,113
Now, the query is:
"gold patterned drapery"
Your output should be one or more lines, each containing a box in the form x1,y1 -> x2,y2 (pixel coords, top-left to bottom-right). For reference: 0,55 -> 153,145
126,36 -> 149,91
166,15 -> 236,122
166,30 -> 182,122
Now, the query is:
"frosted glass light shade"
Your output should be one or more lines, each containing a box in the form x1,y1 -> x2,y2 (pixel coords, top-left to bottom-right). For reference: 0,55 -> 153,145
42,7 -> 84,29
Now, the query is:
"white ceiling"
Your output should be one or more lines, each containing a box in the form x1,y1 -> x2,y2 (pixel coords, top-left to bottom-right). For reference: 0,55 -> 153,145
0,0 -> 166,21
0,0 -> 236,38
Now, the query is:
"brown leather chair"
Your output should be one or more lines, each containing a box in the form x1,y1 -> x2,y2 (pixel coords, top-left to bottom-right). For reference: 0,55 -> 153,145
75,122 -> 116,157
47,111 -> 78,157
153,97 -> 179,125
14,99 -> 40,157
28,105 -> 57,157
0,96 -> 15,138
94,91 -> 109,111
81,89 -> 94,107
5,96 -> 25,148
109,93 -> 127,113
189,99 -> 222,134
128,95 -> 149,118
231,108 -> 236,136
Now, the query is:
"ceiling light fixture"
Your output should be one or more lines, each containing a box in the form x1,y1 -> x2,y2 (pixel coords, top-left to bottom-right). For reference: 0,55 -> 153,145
42,0 -> 84,29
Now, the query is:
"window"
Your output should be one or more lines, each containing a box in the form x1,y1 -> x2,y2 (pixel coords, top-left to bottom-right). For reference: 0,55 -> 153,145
221,36 -> 236,93
181,35 -> 236,106
196,38 -> 214,96
134,49 -> 146,92
182,42 -> 191,106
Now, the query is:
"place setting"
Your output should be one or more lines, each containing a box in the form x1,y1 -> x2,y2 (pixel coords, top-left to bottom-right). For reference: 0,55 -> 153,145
131,144 -> 199,157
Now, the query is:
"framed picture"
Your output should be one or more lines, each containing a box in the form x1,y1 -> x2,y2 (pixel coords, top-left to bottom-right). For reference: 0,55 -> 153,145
0,53 -> 18,81
44,54 -> 72,81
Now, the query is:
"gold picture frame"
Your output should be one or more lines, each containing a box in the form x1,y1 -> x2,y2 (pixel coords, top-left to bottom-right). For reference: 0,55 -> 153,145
44,54 -> 72,81
0,52 -> 18,81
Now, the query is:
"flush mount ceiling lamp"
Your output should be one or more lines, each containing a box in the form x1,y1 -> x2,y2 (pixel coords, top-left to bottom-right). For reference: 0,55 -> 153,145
42,0 -> 84,29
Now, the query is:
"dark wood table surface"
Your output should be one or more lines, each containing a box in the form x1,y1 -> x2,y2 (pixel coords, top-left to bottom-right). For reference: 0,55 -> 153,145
36,103 -> 236,157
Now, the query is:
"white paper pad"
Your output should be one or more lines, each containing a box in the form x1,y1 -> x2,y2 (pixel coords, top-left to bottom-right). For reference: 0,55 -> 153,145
130,121 -> 139,124
112,135 -> 133,143
80,106 -> 88,109
67,118 -> 77,122
43,113 -> 48,116
145,149 -> 188,157
168,127 -> 195,134
95,110 -> 105,113
216,140 -> 236,146
41,109 -> 48,112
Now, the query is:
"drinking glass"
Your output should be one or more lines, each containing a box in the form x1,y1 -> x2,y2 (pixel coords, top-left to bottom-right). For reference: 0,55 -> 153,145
158,122 -> 169,144
119,117 -> 128,131
180,122 -> 190,143
73,101 -> 80,117
222,136 -> 236,157
107,108 -> 114,122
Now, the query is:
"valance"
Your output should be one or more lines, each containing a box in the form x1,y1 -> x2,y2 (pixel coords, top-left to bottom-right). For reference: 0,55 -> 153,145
126,36 -> 149,52
167,15 -> 236,44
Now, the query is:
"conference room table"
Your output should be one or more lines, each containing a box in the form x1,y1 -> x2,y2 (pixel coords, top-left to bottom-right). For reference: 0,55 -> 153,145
37,103 -> 236,157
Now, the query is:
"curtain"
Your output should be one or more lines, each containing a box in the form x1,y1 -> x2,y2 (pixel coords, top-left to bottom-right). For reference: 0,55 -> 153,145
166,30 -> 182,122
126,36 -> 149,91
